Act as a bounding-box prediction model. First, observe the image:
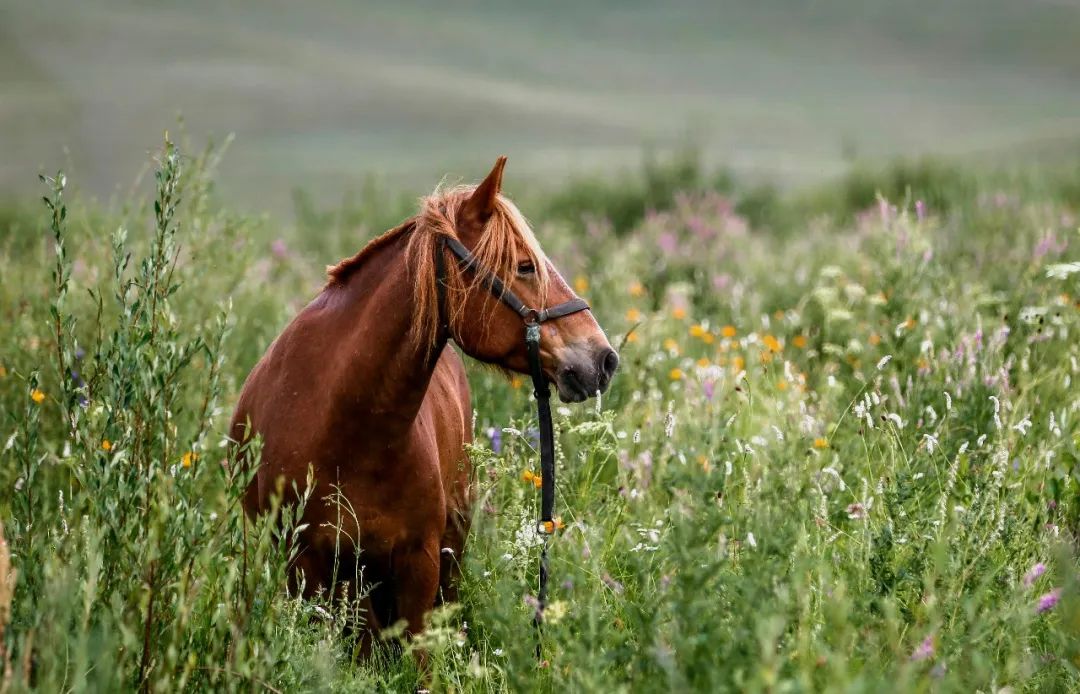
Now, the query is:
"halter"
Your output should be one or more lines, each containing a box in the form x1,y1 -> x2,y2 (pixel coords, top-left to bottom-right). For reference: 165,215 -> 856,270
435,234 -> 590,652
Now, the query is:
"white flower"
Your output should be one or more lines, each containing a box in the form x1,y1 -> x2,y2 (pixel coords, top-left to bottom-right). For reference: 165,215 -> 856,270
1013,416 -> 1032,436
876,355 -> 893,370
943,391 -> 952,412
923,434 -> 938,454
745,532 -> 757,548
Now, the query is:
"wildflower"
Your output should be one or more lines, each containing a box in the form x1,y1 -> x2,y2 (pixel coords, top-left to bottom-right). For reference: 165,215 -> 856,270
1036,588 -> 1062,613
721,325 -> 737,338
876,355 -> 892,370
1023,562 -> 1047,588
672,306 -> 687,320
101,440 -> 113,451
522,470 -> 535,483
663,338 -> 679,353
1013,416 -> 1032,436
270,238 -> 289,259
625,307 -> 642,322
689,324 -> 707,338
846,502 -> 867,520
813,437 -> 828,449
181,451 -> 197,468
762,335 -> 781,353
696,357 -> 710,368
533,475 -> 542,489
30,389 -> 45,404
793,335 -> 807,349
922,434 -> 938,454
628,281 -> 645,297
732,356 -> 745,372
574,276 -> 589,293
669,368 -> 683,381
869,332 -> 881,346
910,635 -> 934,662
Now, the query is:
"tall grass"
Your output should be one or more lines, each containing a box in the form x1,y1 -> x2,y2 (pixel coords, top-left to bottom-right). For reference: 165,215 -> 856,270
0,137 -> 1078,691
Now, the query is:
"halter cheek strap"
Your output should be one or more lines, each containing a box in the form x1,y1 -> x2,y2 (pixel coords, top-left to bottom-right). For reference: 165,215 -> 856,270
435,234 -> 590,653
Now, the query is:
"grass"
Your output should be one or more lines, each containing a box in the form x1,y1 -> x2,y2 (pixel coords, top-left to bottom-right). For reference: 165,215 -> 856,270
0,135 -> 1079,691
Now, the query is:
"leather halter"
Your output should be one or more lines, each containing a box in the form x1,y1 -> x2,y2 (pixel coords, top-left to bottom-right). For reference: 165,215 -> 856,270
435,234 -> 590,648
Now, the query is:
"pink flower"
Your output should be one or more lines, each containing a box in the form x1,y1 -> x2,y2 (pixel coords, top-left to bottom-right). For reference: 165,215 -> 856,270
1036,588 -> 1062,614
846,502 -> 867,520
1023,562 -> 1047,588
910,635 -> 934,662
658,231 -> 678,255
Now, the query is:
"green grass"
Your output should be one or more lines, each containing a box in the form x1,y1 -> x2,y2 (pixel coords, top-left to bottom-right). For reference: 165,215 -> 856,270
3,0 -> 1080,212
0,135 -> 1078,691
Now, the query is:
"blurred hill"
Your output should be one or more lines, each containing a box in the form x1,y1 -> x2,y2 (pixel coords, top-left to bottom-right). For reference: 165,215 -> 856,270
2,0 -> 1080,211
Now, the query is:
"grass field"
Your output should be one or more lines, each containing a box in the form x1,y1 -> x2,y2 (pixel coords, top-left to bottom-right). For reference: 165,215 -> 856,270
0,135 -> 1078,691
4,0 -> 1080,210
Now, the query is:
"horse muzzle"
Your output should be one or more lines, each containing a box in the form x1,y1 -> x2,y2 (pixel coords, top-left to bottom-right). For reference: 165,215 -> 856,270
554,344 -> 619,403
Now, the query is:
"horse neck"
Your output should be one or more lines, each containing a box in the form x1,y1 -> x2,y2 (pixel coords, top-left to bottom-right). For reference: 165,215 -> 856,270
325,232 -> 445,436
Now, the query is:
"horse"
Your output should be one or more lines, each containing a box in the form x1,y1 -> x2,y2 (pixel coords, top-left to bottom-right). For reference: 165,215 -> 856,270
230,157 -> 618,654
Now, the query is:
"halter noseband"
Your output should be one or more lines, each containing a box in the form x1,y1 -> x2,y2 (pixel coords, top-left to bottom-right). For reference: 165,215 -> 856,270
435,234 -> 590,651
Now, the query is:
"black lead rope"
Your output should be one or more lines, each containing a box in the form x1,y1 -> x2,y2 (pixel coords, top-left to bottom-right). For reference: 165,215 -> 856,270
436,235 -> 589,659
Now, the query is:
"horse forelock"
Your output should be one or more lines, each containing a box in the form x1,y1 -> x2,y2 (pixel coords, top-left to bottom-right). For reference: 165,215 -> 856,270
325,185 -> 552,356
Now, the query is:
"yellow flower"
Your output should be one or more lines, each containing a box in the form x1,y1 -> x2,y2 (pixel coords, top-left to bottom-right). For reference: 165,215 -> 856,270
702,333 -> 715,344
813,438 -> 828,449
697,455 -> 710,472
625,307 -> 642,322
541,520 -> 556,534
721,325 -> 737,338
777,380 -> 788,391
732,356 -> 745,372
522,470 -> 535,482
672,306 -> 687,320
904,316 -> 916,330
181,451 -> 197,468
669,368 -> 684,381
30,389 -> 45,404
792,335 -> 808,349
628,281 -> 645,297
762,334 -> 782,353
626,331 -> 639,343
868,333 -> 881,346
663,338 -> 679,353
574,276 -> 589,293
101,440 -> 113,451
696,357 -> 710,368
689,324 -> 707,338
533,475 -> 543,489
554,517 -> 565,530
759,351 -> 774,364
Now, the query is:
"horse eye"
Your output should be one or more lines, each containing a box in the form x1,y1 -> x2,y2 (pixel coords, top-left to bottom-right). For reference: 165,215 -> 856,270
517,262 -> 536,276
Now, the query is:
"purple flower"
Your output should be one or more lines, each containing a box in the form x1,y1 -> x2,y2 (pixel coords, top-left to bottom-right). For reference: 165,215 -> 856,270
270,238 -> 289,260
702,380 -> 715,401
915,200 -> 926,221
486,427 -> 502,454
910,635 -> 934,662
1023,562 -> 1047,587
658,231 -> 678,255
1036,588 -> 1062,614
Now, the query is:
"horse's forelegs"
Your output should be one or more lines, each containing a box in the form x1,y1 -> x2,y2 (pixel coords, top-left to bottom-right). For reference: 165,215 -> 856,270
391,540 -> 441,671
437,508 -> 470,604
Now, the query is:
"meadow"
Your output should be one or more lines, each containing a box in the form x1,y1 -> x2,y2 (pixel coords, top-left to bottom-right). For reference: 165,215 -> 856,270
0,138 -> 1079,692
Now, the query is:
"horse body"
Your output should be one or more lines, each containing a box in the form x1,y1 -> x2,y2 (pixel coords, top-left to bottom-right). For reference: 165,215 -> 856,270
231,228 -> 472,636
231,157 -> 617,652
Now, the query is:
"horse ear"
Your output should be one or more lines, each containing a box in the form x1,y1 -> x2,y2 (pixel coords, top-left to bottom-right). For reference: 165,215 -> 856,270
460,156 -> 507,232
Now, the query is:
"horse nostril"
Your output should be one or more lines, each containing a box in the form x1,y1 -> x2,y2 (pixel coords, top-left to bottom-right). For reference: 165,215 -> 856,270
599,349 -> 619,380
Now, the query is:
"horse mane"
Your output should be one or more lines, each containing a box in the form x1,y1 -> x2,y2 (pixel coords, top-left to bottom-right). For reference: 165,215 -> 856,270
326,185 -> 552,354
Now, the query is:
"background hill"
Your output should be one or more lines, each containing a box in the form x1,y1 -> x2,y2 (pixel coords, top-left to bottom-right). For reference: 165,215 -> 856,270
3,0 -> 1080,210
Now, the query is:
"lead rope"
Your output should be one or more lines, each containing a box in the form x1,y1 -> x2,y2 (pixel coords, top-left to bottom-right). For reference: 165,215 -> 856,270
525,322 -> 555,660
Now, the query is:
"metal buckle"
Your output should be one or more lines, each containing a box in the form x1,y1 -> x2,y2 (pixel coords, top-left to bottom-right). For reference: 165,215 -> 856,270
522,308 -> 541,326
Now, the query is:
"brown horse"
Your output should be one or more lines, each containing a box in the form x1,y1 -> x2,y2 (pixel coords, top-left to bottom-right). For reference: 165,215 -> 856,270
230,157 -> 617,651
